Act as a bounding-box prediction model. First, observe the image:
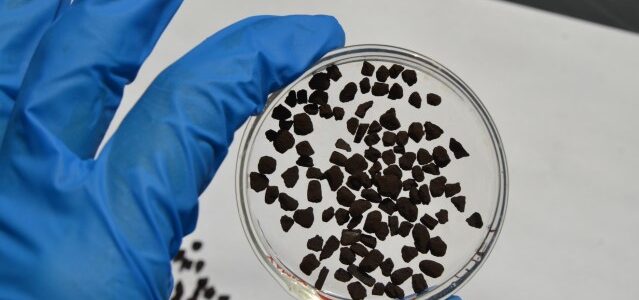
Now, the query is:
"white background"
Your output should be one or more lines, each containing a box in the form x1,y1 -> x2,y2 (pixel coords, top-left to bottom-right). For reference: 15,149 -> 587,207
104,0 -> 639,299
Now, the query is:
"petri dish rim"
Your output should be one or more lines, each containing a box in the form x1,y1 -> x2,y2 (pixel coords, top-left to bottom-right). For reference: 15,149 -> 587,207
235,44 -> 508,299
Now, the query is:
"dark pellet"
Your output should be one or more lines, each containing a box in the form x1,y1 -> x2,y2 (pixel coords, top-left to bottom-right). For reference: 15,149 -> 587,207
430,176 -> 447,197
280,215 -> 294,232
249,172 -> 269,192
361,61 -> 375,76
335,139 -> 351,152
393,145 -> 406,154
335,268 -> 353,282
359,249 -> 384,272
403,179 -> 417,192
364,146 -> 381,161
389,64 -> 405,78
368,121 -> 382,133
451,196 -> 466,212
419,260 -> 444,278
348,264 -> 376,287
432,146 -> 451,168
345,154 -> 368,174
350,200 -> 372,217
401,246 -> 419,263
350,243 -> 370,257
274,130 -> 295,153
319,104 -> 333,119
376,65 -> 390,82
412,166 -> 425,182
417,148 -> 433,165
424,122 -> 444,141
391,267 -> 413,285
382,132 -> 397,146
333,106 -> 345,120
324,166 -> 344,191
388,83 -> 403,100
360,234 -> 377,249
293,207 -> 314,228
339,83 -> 358,104
284,90 -> 297,107
364,133 -> 380,147
361,188 -> 381,203
422,163 -> 440,175
340,247 -> 357,265
297,89 -> 308,104
418,184 -> 431,204
381,150 -> 396,165
346,175 -> 363,191
408,188 -> 420,205
420,213 -> 438,230
449,138 -> 470,159
398,221 -> 413,237
374,174 -> 402,199
307,180 -> 322,203
363,211 -> 382,234
295,140 -> 314,156
278,192 -> 299,211
396,131 -> 409,146
467,212 -> 484,228
326,64 -> 342,81
347,117 -> 359,135
271,104 -> 292,120
319,236 -> 340,260
399,152 -> 416,170
445,182 -> 461,198
380,258 -> 394,276
347,282 -> 367,300
322,207 -> 335,222
296,155 -> 314,167
401,69 -> 417,86
265,129 -> 277,141
353,123 -> 369,143
330,151 -> 348,167
435,209 -> 449,224
383,164 -> 402,179
388,215 -> 399,236
308,72 -> 330,90
307,235 -> 324,252
385,283 -> 405,298
379,108 -> 400,130
303,103 -> 319,115
396,197 -> 418,222
412,223 -> 431,253
173,281 -> 184,299
379,198 -> 396,215
430,236 -> 447,257
348,215 -> 363,230
281,166 -> 299,188
264,186 -> 279,204
359,77 -> 371,94
408,91 -> 422,108
309,90 -> 328,105
306,167 -> 324,179
375,222 -> 389,241
279,119 -> 293,130
336,186 -> 356,207
315,267 -> 329,290
426,93 -> 442,106
408,122 -> 424,142
300,253 -> 320,275
368,161 -> 382,176
412,274 -> 428,293
371,82 -> 389,96
372,282 -> 385,296
335,208 -> 350,225
292,113 -> 313,136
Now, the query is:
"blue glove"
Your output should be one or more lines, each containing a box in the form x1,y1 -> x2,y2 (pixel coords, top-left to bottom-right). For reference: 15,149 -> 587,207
0,0 -> 344,298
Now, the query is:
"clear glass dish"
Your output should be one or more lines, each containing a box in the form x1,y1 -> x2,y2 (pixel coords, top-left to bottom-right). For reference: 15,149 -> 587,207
236,45 -> 508,299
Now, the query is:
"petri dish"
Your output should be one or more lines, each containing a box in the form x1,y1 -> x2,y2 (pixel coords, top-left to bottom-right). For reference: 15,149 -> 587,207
236,45 -> 508,299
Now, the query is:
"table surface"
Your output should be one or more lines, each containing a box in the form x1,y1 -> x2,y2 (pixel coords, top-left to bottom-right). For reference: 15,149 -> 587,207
102,0 -> 639,299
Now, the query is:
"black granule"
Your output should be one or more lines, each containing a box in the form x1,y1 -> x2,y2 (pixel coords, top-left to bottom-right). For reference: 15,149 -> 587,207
391,267 -> 413,285
195,261 -> 205,273
350,200 -> 372,216
295,140 -> 314,156
249,172 -> 268,192
396,131 -> 409,146
374,222 -> 389,241
368,161 -> 382,176
388,83 -> 403,100
192,241 -> 202,251
382,132 -> 396,146
403,180 -> 417,191
432,146 -> 451,168
280,215 -> 294,232
449,138 -> 470,159
303,103 -> 319,115
408,122 -> 424,142
379,108 -> 400,130
300,253 -> 320,275
451,196 -> 466,212
281,166 -> 299,188
372,283 -> 385,296
363,146 -> 381,161
359,249 -> 384,272
335,268 -> 353,282
339,82 -> 358,102
424,122 -> 444,141
297,89 -> 308,104
348,264 -> 376,287
401,69 -> 417,86
378,198 -> 396,215
173,249 -> 184,261
296,155 -> 314,167
360,234 -> 377,249
426,93 -> 441,106
350,243 -> 370,257
422,163 -> 440,175
466,212 -> 483,228
398,152 -> 416,170
419,260 -> 444,278
307,235 -> 324,251
330,151 -> 348,166
322,207 -> 335,222
435,209 -> 449,224
389,64 -> 405,78
265,129 -> 277,141
172,281 -> 184,299
315,266 -> 329,290
347,282 -> 367,300
374,174 -> 402,199
324,166 -> 344,191
417,148 -> 433,165
354,172 -> 373,189
412,223 -> 431,253
364,133 -> 380,147
274,130 -> 295,153
264,186 -> 279,204
293,207 -> 314,228
376,65 -> 390,82
396,197 -> 418,222
279,119 -> 293,130
380,258 -> 394,276
371,82 -> 389,96
319,104 -> 334,119
381,150 -> 396,165
429,236 -> 447,257
363,211 -> 382,234
345,154 -> 368,174
335,138 -> 351,152
285,90 -> 297,107
307,180 -> 322,203
271,104 -> 292,120
353,123 -> 369,143
418,184 -> 431,204
335,208 -> 351,225
368,121 -> 382,133
309,72 -> 330,90
408,188 -> 420,205
384,283 -> 405,298
326,64 -> 342,81
429,176 -> 447,197
412,166 -> 425,182
340,229 -> 362,246
278,192 -> 299,211
333,106 -> 345,120
361,61 -> 375,76
309,90 -> 328,105
347,117 -> 359,135
412,274 -> 428,293
383,164 -> 402,179
398,221 -> 413,237
179,259 -> 192,271
408,92 -> 422,108
361,188 -> 382,203
306,167 -> 324,179
218,295 -> 230,300
336,186 -> 356,207
401,246 -> 418,263
340,247 -> 357,265
320,235 -> 340,260
359,77 -> 371,94
346,175 -> 362,191
445,182 -> 461,198
348,215 -> 363,229
420,213 -> 438,230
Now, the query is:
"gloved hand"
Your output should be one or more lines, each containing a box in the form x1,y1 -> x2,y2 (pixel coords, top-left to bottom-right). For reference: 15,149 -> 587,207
0,1 -> 343,298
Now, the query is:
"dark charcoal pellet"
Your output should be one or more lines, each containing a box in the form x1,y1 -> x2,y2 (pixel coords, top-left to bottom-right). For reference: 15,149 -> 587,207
398,221 -> 413,237
382,132 -> 396,146
335,208 -> 350,225
285,90 -> 297,107
306,167 -> 323,179
359,249 -> 384,272
374,174 -> 402,199
361,61 -> 375,76
360,234 -> 377,249
265,129 -> 277,141
347,282 -> 367,300
388,215 -> 399,236
324,166 -> 344,191
281,215 -> 294,232
278,192 -> 299,211
279,119 -> 293,130
350,200 -> 372,217
445,182 -> 461,198
396,197 -> 418,222
309,72 -> 330,90
307,180 -> 322,203
274,130 -> 295,153
340,247 -> 357,265
378,198 -> 396,215
309,90 -> 328,105
271,104 -> 292,120
265,186 -> 279,204
399,152 -> 416,170
293,207 -> 314,228
383,164 -> 402,179
296,155 -> 314,167
424,122 -> 444,141
364,146 -> 381,161
335,268 -> 353,282
336,186 -> 356,207
346,216 -> 362,230
368,161 -> 382,176
408,122 -> 424,142
430,176 -> 447,197
412,166 -> 425,182
381,150 -> 395,165
371,82 -> 389,96
432,146 -> 451,168
402,246 -> 419,263
347,117 -> 359,135
281,166 -> 299,188
363,211 -> 382,234
368,121 -> 382,134
320,235 -> 340,260
389,64 -> 405,79
350,243 -> 369,257
361,188 -> 381,203
345,154 -> 368,174
420,213 -> 438,230
335,138 -> 351,152
297,89 -> 308,104
429,236 -> 447,257
333,106 -> 345,120
391,267 -> 413,285
388,83 -> 403,100
308,235 -> 324,252
249,172 -> 269,192
417,148 -> 433,165
376,65 -> 390,82
451,196 -> 466,212
426,93 -> 441,106
408,91 -> 422,108
348,264 -> 375,287
300,253 -> 320,275
340,229 -> 362,246
322,207 -> 335,222
435,209 -> 449,224
418,184 -> 431,204
340,82 -> 358,102
379,108 -> 400,130
396,131 -> 409,146
345,175 -> 362,191
364,133 -> 380,147
353,123 -> 369,143
419,260 -> 444,278
319,104 -> 333,119
412,223 -> 431,253
408,188 -> 420,204
467,212 -> 484,228
401,69 -> 417,86
315,266 -> 329,290
380,258 -> 394,276
385,282 -> 405,298
372,283 -> 385,296
359,77 -> 371,94
412,274 -> 428,293
422,163 -> 440,175
330,151 -> 348,166
374,221 -> 389,241
393,145 -> 405,155
326,64 -> 342,81
295,141 -> 314,156
449,138 -> 470,159
303,103 -> 319,115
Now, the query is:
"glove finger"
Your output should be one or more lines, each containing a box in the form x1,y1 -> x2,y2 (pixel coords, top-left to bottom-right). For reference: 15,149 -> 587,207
95,15 -> 345,256
0,0 -> 182,161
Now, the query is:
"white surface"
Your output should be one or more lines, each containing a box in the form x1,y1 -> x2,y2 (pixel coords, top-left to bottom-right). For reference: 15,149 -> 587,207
104,0 -> 639,299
